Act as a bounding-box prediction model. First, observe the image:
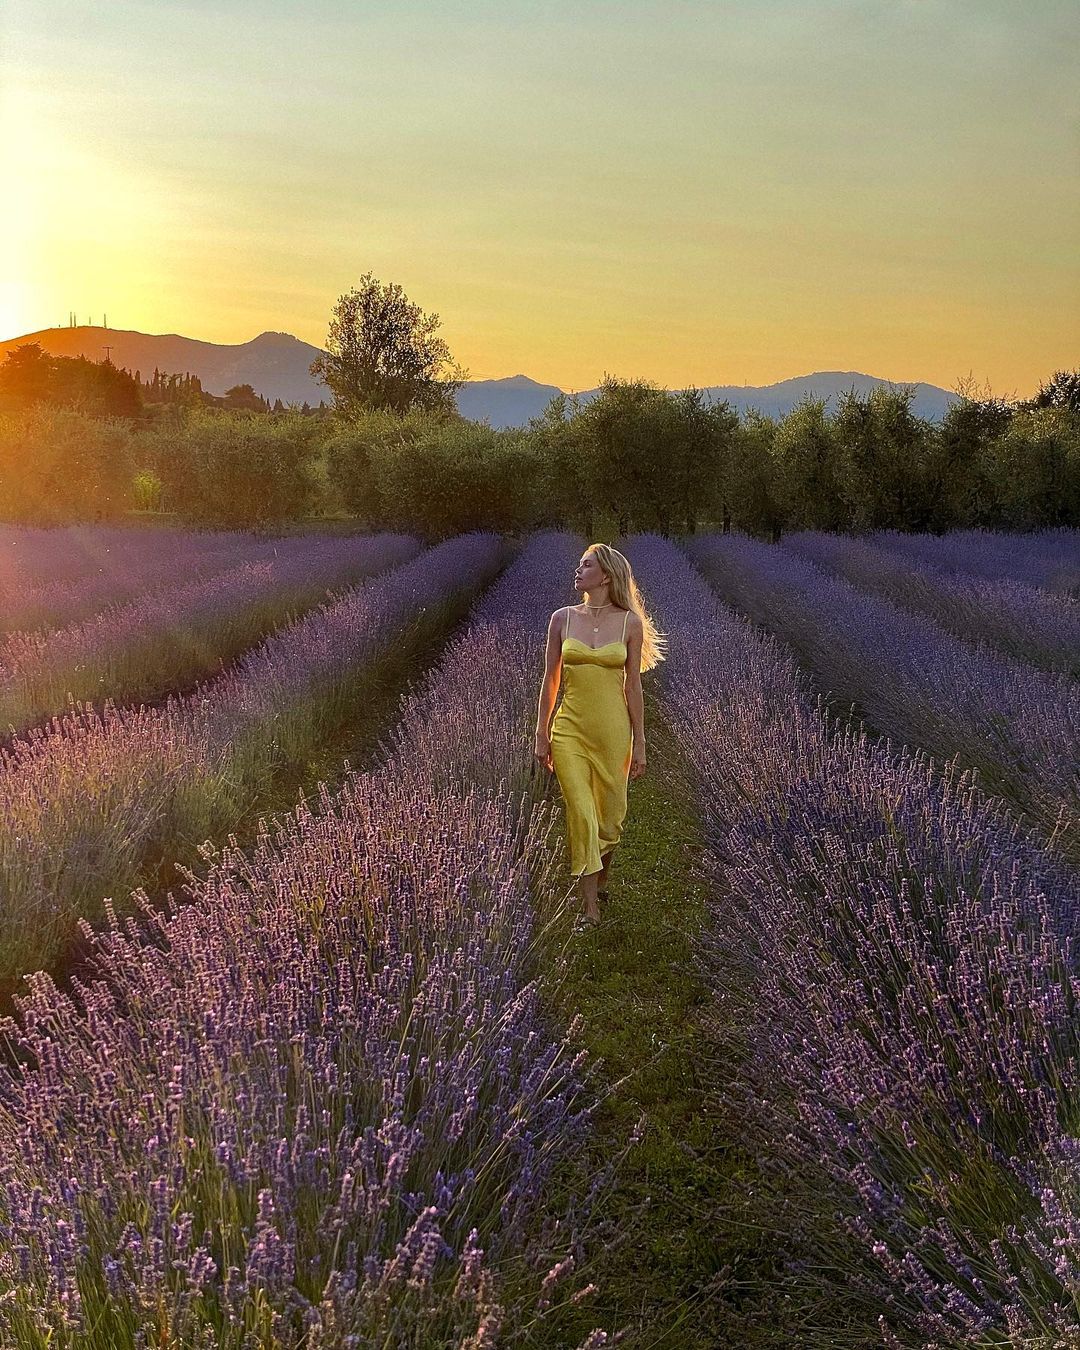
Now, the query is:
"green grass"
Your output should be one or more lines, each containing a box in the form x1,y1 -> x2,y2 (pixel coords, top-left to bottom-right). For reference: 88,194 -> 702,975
532,686 -> 787,1348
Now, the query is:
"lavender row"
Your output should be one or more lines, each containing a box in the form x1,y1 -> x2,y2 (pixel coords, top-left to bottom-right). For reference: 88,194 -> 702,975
0,534 -> 506,991
0,526 -> 307,634
687,532 -> 1080,862
0,532 -> 614,1348
630,532 -> 1080,1346
0,533 -> 421,737
0,522 -> 255,590
786,530 -> 1080,680
872,526 -> 1080,597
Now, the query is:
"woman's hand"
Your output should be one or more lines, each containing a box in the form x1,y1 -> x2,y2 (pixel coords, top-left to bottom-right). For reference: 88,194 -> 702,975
629,742 -> 647,781
533,731 -> 553,774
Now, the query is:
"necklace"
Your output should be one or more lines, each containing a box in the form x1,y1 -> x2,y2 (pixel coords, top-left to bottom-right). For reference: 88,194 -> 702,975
582,600 -> 614,633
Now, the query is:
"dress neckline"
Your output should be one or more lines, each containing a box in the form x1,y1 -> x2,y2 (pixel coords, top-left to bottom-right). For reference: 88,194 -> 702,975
564,604 -> 628,652
561,636 -> 627,653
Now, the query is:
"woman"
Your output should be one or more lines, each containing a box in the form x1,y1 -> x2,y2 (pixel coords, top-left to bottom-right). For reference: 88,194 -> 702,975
534,543 -> 667,929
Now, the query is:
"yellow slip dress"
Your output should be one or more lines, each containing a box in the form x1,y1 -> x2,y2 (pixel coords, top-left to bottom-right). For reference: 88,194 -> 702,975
550,604 -> 633,877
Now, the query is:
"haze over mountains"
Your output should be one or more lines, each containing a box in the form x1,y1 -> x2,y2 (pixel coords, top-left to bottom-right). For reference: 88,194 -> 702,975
1,325 -> 960,427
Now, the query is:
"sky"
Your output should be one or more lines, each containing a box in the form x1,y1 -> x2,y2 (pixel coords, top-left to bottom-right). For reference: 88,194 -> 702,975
2,0 -> 1078,396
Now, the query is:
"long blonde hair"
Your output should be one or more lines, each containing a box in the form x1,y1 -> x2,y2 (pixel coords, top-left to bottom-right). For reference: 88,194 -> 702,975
583,543 -> 667,673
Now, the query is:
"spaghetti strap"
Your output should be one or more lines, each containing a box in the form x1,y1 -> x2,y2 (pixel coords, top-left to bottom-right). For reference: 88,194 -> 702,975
621,609 -> 628,643
564,605 -> 571,643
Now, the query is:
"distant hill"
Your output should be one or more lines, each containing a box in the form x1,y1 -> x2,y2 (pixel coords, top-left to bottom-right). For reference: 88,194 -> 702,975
459,370 -> 959,428
0,326 -> 328,408
0,326 -> 959,426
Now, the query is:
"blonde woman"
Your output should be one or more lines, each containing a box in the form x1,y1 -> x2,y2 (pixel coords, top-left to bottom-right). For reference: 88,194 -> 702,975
534,543 -> 667,929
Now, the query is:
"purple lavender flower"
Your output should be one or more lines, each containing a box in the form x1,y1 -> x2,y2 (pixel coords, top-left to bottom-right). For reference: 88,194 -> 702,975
0,533 -> 422,734
786,529 -> 1080,679
685,530 -> 1080,862
0,524 -> 317,634
628,530 -> 1080,1346
0,530 -> 615,1346
872,526 -> 1080,597
0,532 -> 502,986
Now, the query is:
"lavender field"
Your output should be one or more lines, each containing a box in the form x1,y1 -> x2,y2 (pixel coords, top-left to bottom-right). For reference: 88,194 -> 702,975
0,523 -> 1078,1347
0,533 -> 425,736
633,530 -> 1080,1346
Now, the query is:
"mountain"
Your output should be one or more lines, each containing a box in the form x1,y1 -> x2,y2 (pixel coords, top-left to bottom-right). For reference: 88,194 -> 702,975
0,326 -> 328,407
0,326 -> 958,425
455,373 -> 568,427
458,370 -> 958,427
691,371 -> 957,425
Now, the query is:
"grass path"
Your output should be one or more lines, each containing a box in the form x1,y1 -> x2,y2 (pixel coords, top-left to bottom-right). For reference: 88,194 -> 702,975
538,686 -> 780,1347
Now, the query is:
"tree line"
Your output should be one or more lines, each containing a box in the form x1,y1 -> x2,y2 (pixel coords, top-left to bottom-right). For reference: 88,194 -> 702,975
1,376 -> 1076,533
1,272 -> 1076,534
0,343 -> 320,418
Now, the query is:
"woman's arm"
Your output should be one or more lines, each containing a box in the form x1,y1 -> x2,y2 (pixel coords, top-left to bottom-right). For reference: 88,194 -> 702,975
624,613 -> 646,777
625,670 -> 645,745
534,611 -> 564,762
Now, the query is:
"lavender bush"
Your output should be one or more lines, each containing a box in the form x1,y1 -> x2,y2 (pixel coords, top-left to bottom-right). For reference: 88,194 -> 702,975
629,532 -> 1080,1346
786,530 -> 1080,680
686,532 -> 1080,862
0,534 -> 506,991
0,534 -> 421,736
0,522 -> 254,590
0,531 -> 616,1347
871,527 -> 1080,598
0,525 -> 298,634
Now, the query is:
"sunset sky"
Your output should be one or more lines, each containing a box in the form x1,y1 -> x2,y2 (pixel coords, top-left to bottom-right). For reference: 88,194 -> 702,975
3,0 -> 1077,396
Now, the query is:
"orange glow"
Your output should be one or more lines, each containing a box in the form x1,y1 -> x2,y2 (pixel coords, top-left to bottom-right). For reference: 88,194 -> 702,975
3,2 -> 1076,400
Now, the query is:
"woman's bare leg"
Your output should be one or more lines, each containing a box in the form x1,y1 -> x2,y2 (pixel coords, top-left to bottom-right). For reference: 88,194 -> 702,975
598,849 -> 613,894
576,869 -> 602,924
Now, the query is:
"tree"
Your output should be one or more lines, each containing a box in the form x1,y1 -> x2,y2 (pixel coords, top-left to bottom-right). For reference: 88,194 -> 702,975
728,409 -> 784,538
983,407 -> 1080,529
365,417 -> 535,539
57,355 -> 142,417
311,273 -> 468,418
141,407 -> 321,526
324,406 -> 430,520
0,406 -> 134,522
574,376 -> 672,535
527,393 -> 593,534
0,343 -> 56,409
831,385 -> 935,531
667,389 -> 740,534
1021,368 -> 1080,414
222,383 -> 268,411
0,345 -> 142,417
772,396 -> 844,532
930,375 -> 1014,528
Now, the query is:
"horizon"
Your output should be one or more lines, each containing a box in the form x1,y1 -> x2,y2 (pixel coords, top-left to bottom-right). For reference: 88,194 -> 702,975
4,1 -> 1077,399
1,319 -> 973,396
